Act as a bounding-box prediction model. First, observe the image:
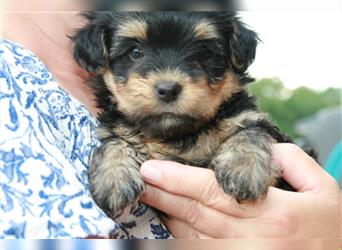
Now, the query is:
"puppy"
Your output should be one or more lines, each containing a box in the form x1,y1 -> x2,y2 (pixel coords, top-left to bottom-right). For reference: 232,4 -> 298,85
72,11 -> 295,218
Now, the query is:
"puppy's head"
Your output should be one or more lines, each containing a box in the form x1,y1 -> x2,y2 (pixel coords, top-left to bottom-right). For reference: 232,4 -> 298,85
73,12 -> 258,139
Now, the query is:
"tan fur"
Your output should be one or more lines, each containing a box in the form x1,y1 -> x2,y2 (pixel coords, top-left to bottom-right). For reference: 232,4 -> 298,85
181,72 -> 241,121
101,33 -> 109,65
194,20 -> 219,40
148,68 -> 190,84
116,19 -> 148,40
86,13 -> 278,216
145,111 -> 267,162
91,108 -> 277,214
110,110 -> 267,164
103,69 -> 241,122
231,54 -> 244,70
212,128 -> 279,201
95,126 -> 113,140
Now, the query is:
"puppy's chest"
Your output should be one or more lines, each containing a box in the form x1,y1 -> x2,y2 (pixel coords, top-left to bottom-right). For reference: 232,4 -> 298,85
112,120 -> 238,167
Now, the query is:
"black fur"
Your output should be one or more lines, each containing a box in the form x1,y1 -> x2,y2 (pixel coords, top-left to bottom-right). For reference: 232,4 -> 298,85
71,12 -> 311,214
72,11 -> 261,147
72,12 -> 257,82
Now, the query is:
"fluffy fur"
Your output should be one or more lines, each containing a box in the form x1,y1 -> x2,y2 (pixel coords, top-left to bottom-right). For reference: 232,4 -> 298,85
72,11 -> 296,218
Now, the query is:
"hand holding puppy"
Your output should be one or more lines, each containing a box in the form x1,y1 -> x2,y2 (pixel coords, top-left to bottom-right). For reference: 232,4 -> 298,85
140,143 -> 341,238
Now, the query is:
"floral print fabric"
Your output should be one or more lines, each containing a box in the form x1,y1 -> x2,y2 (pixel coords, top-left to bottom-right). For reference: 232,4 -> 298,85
0,39 -> 170,239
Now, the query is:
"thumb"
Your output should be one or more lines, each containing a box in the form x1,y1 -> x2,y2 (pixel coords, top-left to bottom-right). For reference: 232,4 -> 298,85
272,143 -> 337,193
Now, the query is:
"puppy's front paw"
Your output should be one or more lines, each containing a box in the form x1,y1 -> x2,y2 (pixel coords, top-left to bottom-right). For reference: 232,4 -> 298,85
90,164 -> 145,218
88,139 -> 147,218
215,161 -> 270,202
107,168 -> 145,218
213,152 -> 279,202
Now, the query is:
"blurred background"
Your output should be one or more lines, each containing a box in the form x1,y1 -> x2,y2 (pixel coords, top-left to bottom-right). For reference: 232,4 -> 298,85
240,11 -> 342,185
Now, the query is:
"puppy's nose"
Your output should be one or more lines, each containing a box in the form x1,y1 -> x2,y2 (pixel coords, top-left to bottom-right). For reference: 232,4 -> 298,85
155,81 -> 182,103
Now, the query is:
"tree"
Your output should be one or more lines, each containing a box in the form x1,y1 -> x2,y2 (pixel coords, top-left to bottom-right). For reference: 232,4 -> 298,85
248,78 -> 341,138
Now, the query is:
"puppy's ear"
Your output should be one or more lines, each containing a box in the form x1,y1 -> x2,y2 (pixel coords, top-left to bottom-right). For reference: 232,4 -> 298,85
230,20 -> 258,74
72,12 -> 111,73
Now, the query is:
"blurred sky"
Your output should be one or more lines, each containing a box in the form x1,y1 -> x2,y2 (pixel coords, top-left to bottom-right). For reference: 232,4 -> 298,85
239,11 -> 342,90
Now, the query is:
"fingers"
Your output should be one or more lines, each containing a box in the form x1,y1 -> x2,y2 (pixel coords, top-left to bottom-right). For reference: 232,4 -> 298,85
140,185 -> 292,238
272,143 -> 339,193
140,184 -> 244,238
140,160 -> 262,217
161,217 -> 212,239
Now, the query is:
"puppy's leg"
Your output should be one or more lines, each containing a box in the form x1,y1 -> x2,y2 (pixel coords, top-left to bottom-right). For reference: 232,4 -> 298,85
88,138 -> 147,218
211,129 -> 280,202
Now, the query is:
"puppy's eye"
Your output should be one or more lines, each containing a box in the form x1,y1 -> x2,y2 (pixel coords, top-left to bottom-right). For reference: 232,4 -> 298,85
130,47 -> 144,60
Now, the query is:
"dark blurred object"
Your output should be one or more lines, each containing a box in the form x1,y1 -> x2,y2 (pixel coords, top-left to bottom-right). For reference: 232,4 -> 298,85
295,106 -> 342,164
87,0 -> 239,11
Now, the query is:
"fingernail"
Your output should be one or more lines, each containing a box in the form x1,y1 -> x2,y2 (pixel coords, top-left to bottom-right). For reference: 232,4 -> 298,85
140,163 -> 161,184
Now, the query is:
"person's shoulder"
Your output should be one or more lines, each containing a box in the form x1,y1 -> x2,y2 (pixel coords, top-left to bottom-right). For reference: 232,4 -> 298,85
0,38 -> 61,121
0,38 -> 98,146
0,39 -> 55,86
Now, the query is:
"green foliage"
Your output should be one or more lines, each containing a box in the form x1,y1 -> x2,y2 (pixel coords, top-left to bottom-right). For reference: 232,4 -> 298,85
248,78 -> 341,138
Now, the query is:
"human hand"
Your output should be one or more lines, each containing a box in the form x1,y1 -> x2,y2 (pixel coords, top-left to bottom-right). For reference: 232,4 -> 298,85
140,143 -> 341,238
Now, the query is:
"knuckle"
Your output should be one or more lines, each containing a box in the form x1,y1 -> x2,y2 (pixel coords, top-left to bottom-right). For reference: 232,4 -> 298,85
200,177 -> 220,204
184,200 -> 203,227
286,143 -> 304,156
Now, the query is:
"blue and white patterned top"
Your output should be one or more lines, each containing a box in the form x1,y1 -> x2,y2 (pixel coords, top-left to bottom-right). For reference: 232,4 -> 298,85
0,39 -> 171,239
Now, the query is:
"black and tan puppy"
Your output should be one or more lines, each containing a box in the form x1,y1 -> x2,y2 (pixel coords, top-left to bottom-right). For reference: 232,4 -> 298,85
72,11 -> 295,218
